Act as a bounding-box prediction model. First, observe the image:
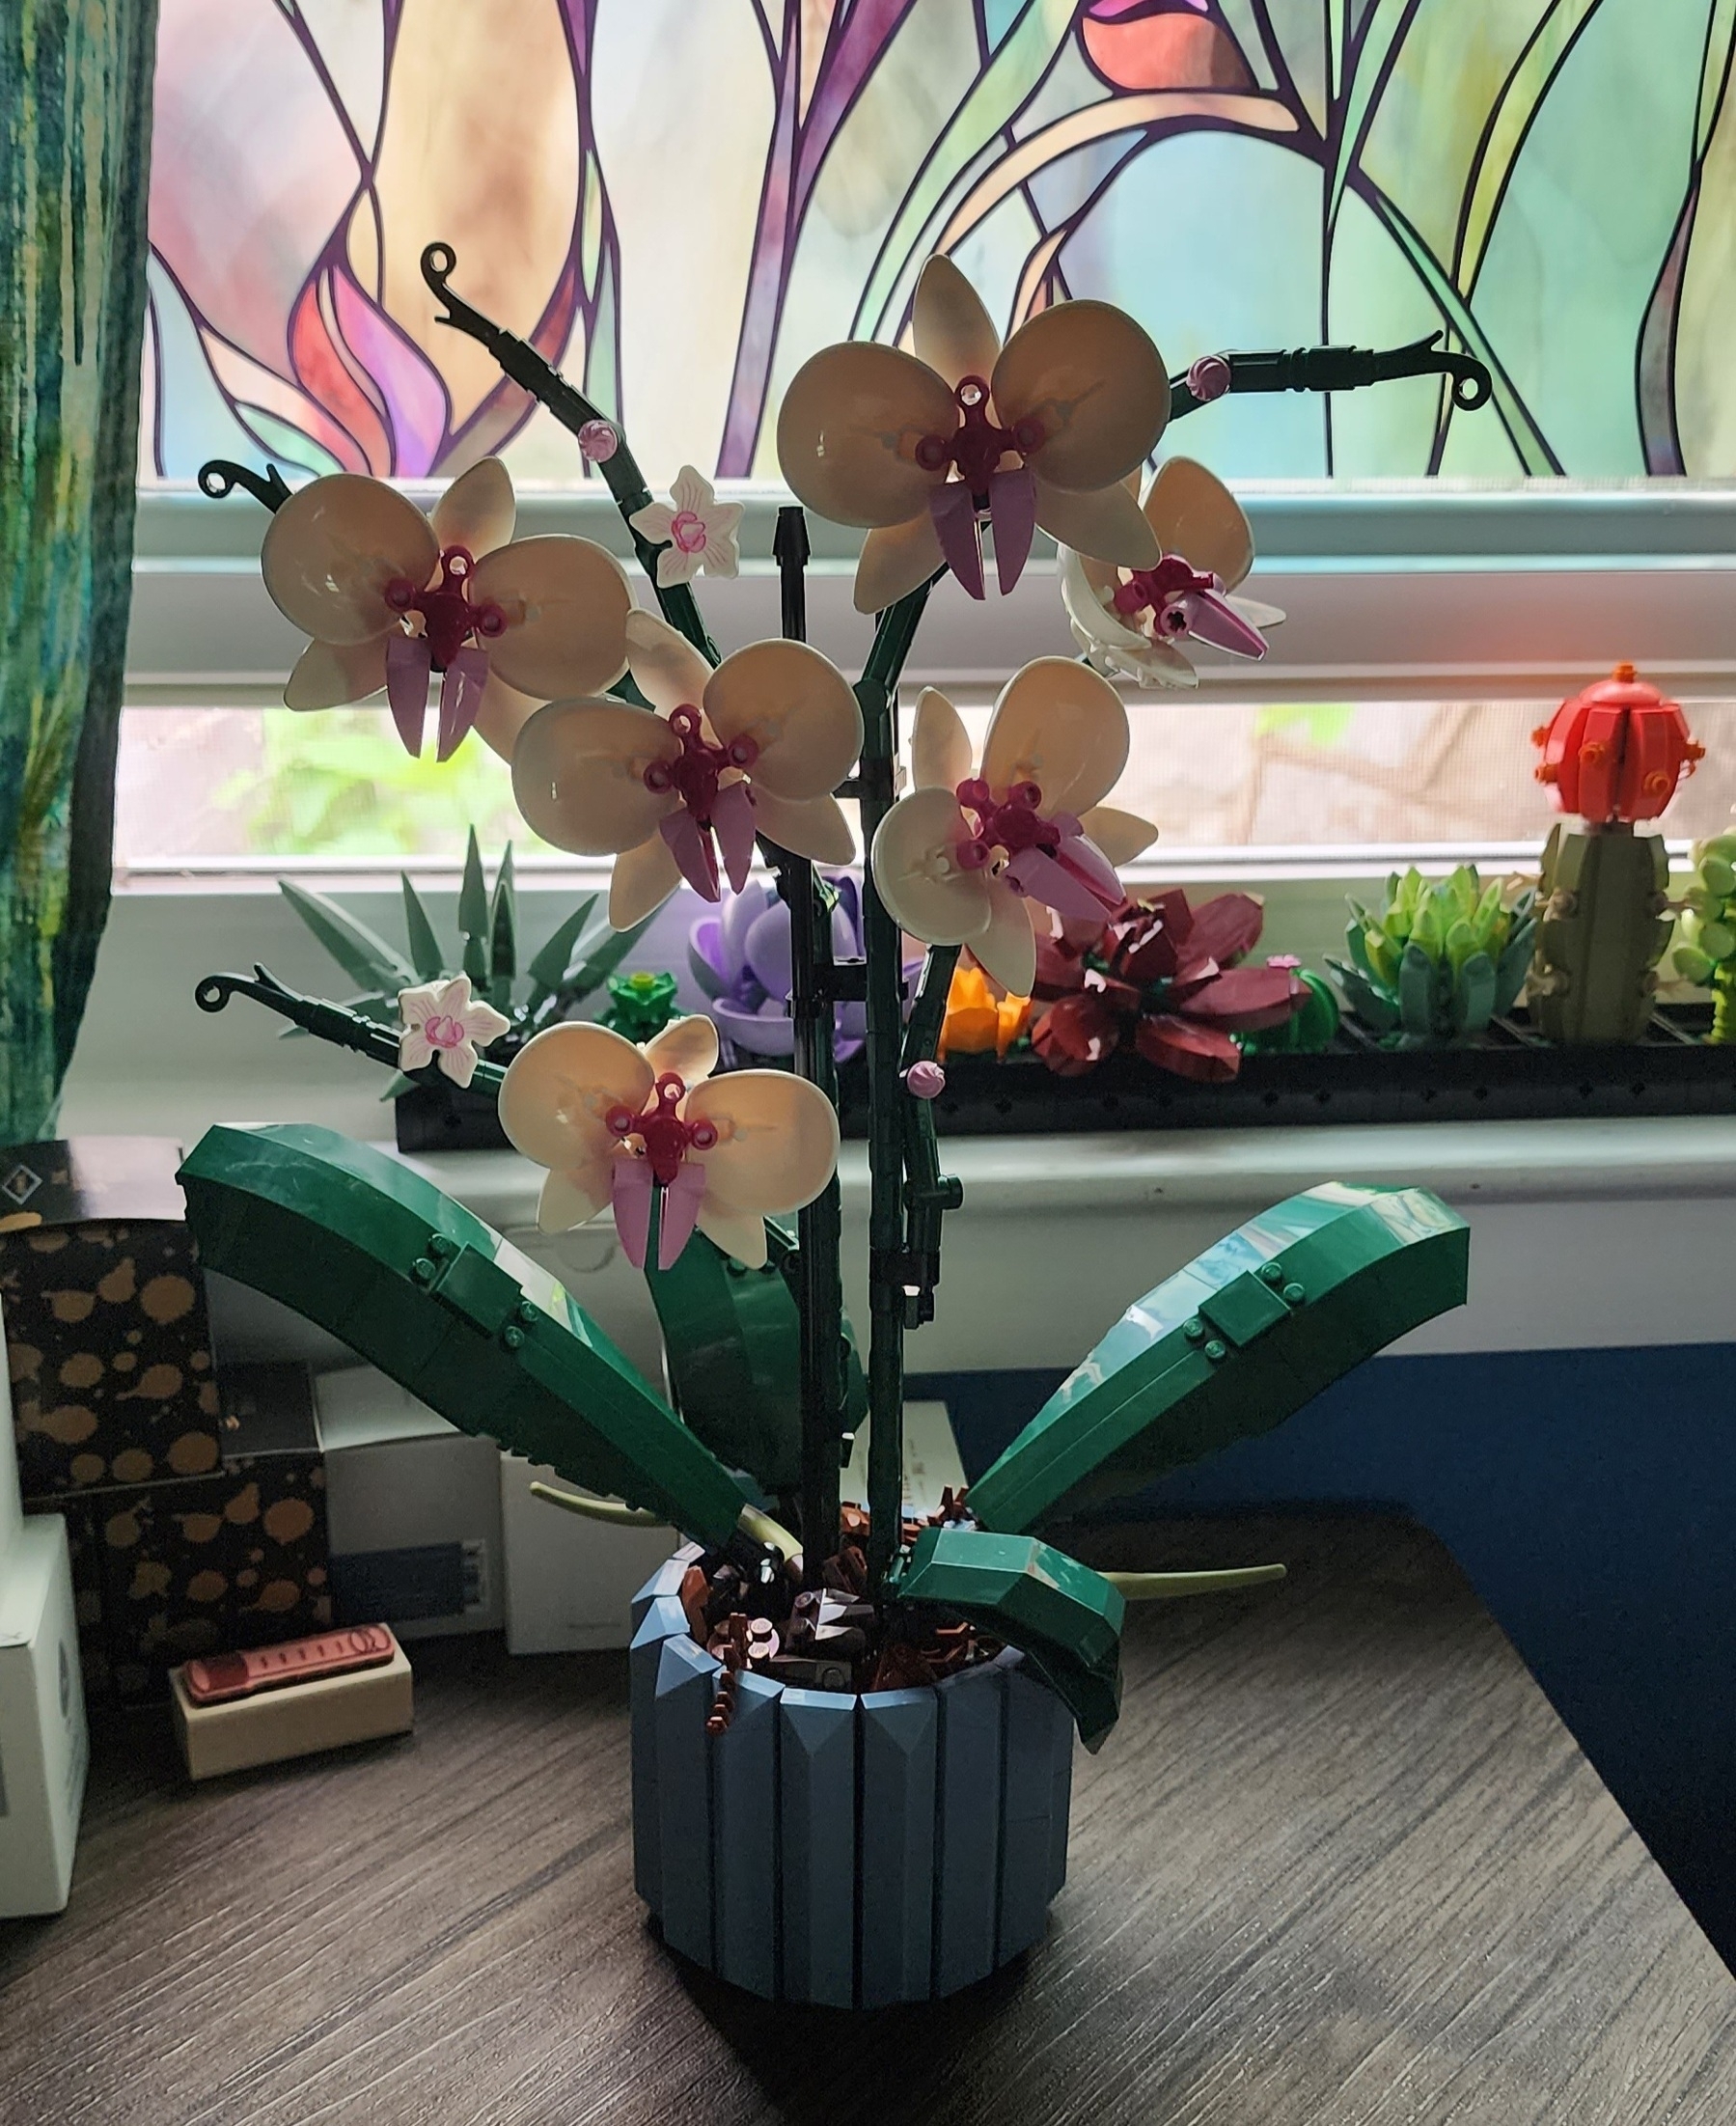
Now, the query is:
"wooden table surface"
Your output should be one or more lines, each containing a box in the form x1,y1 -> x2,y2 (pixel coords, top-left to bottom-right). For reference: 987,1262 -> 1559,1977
5,1516 -> 1733,2126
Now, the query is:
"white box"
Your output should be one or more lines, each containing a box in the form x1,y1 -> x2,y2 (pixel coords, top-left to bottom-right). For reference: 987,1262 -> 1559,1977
316,1367 -> 504,1641
0,1516 -> 89,1916
499,1454 -> 677,1653
840,1401 -> 967,1519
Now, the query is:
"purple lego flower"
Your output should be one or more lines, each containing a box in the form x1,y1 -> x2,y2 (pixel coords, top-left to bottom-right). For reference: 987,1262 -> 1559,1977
690,874 -> 868,1065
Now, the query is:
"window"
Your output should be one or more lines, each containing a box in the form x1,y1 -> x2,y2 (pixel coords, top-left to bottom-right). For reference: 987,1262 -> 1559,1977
127,5 -> 1736,880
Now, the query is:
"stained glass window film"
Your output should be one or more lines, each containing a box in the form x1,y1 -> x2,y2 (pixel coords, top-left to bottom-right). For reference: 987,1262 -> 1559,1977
144,0 -> 1736,489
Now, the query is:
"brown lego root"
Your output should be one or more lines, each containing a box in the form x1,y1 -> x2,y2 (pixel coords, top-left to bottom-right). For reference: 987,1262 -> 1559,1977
680,1498 -> 1004,1730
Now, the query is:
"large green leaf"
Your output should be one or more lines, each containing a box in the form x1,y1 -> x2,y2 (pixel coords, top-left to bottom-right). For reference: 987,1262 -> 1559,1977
557,908 -> 660,1008
458,827 -> 489,986
969,1183 -> 1469,1536
400,874 -> 448,981
488,842 -> 517,1008
524,893 -> 601,1006
279,879 -> 415,997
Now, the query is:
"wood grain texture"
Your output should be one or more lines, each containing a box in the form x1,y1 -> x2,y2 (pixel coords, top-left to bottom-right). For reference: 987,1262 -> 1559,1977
4,1515 -> 1733,2126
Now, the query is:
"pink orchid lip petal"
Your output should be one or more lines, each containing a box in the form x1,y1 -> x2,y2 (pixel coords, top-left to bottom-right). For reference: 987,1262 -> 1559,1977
611,1156 -> 654,1270
989,465 -> 1036,594
437,646 -> 491,761
1178,588 -> 1269,660
1060,833 -> 1122,907
657,1161 -> 707,1269
660,809 -> 720,899
710,780 -> 758,894
928,482 -> 984,598
1005,844 -> 1121,923
385,633 -> 432,756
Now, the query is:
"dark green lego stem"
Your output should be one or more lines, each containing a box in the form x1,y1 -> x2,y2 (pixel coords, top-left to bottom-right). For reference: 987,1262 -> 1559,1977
193,967 -> 509,1095
421,242 -> 718,664
854,582 -> 937,1589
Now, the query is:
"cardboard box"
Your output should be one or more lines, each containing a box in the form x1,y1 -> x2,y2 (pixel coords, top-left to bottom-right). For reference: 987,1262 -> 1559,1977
170,1629 -> 412,1781
0,1139 -> 221,1499
316,1367 -> 503,1641
500,1453 -> 676,1653
0,1516 -> 89,1916
37,1361 -> 330,1705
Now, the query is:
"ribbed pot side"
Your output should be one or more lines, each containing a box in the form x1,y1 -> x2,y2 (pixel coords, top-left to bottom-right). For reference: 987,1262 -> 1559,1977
629,1549 -> 1076,2007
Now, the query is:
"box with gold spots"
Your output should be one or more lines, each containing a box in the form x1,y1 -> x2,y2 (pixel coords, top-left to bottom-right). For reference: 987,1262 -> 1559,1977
0,1139 -> 223,1499
38,1361 -> 330,1706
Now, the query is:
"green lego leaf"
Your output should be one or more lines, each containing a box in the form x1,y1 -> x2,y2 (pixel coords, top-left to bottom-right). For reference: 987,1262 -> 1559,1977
1445,918 -> 1476,977
400,874 -> 447,981
280,879 -> 416,997
1700,920 -> 1736,961
1327,957 -> 1398,1033
1365,927 -> 1399,988
1494,924 -> 1535,1016
968,1183 -> 1470,1537
524,894 -> 601,1001
178,1122 -> 754,1550
458,828 -> 489,985
488,843 -> 517,1008
558,907 -> 659,1006
1676,944 -> 1718,985
1397,940 -> 1437,1036
895,1526 -> 1124,1751
1450,950 -> 1496,1035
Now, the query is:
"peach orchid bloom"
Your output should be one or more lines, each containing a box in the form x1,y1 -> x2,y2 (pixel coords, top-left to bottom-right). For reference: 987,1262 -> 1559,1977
1059,457 -> 1284,689
498,1013 -> 840,1271
777,256 -> 1169,614
261,457 -> 633,759
869,659 -> 1157,996
511,611 -> 863,929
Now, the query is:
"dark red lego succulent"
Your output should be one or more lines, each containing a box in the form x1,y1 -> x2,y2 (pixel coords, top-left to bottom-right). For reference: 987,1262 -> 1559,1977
1031,888 -> 1309,1083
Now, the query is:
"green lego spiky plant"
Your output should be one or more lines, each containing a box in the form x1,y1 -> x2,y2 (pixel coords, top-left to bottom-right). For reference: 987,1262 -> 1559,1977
278,825 -> 656,1088
1673,832 -> 1736,1043
1329,865 -> 1536,1048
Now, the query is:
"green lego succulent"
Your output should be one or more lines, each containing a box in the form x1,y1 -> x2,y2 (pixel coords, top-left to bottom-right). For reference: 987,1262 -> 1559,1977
1329,864 -> 1536,1048
277,825 -> 657,1090
1673,831 -> 1736,1043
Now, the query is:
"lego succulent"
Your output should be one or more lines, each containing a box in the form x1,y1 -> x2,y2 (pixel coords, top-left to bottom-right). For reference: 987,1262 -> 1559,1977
1673,833 -> 1736,1043
278,825 -> 656,1091
1330,865 -> 1536,1049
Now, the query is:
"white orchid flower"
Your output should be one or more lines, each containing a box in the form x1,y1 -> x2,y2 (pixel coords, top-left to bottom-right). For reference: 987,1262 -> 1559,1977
397,975 -> 511,1089
629,465 -> 744,589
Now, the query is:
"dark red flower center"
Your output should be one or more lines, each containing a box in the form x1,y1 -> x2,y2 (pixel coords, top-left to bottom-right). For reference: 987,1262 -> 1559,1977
606,1072 -> 718,1188
384,545 -> 506,670
916,376 -> 1045,503
954,777 -> 1061,870
643,704 -> 758,826
1113,553 -> 1215,633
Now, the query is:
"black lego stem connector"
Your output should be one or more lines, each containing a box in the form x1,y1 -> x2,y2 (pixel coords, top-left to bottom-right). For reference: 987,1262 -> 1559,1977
773,505 -> 811,644
1168,329 -> 1492,426
197,460 -> 291,511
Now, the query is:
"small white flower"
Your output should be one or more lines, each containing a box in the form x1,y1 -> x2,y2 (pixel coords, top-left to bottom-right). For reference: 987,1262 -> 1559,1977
629,465 -> 743,589
398,975 -> 511,1089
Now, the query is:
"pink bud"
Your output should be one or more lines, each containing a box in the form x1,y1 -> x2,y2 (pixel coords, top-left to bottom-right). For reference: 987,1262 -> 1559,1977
578,420 -> 620,462
904,1061 -> 947,1101
1187,354 -> 1232,403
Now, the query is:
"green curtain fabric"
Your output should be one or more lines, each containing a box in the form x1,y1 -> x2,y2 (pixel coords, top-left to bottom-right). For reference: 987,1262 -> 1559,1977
0,0 -> 157,1140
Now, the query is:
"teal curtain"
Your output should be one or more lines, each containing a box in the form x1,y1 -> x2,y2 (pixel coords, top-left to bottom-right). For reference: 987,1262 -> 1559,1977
0,0 -> 157,1139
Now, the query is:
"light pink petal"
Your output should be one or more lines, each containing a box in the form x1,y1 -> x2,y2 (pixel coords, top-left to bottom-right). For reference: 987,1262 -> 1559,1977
537,1162 -> 614,1234
608,835 -> 685,929
854,512 -> 946,616
669,466 -> 715,516
911,687 -> 974,792
749,789 -> 858,865
644,1015 -> 719,1086
1033,477 -> 1159,568
611,1156 -> 654,1269
657,1160 -> 707,1269
461,998 -> 512,1046
683,1071 -> 840,1215
470,537 -> 633,702
703,639 -> 863,801
630,501 -> 677,545
432,457 -> 516,558
625,608 -> 713,717
1142,456 -> 1253,588
261,475 -> 439,646
1080,805 -> 1158,867
499,1022 -> 654,1173
694,1201 -> 769,1270
655,545 -> 703,589
912,255 -> 1002,390
285,637 -> 388,711
868,787 -> 994,949
438,1039 -> 482,1089
399,1029 -> 434,1072
511,698 -> 681,855
970,884 -> 1039,997
398,982 -> 443,1028
981,657 -> 1130,819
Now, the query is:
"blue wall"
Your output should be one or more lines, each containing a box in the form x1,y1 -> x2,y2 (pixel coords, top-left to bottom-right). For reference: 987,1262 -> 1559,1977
914,1342 -> 1736,1970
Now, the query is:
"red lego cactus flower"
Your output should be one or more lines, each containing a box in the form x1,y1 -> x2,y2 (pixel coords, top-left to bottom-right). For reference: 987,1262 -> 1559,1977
1031,888 -> 1310,1083
1532,663 -> 1703,827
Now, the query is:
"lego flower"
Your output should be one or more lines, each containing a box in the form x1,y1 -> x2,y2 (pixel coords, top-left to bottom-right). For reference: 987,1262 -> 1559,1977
498,1014 -> 840,1271
1059,456 -> 1283,688
777,256 -> 1167,613
937,961 -> 1030,1061
512,611 -> 863,928
397,974 -> 510,1088
628,465 -> 744,589
262,456 -> 634,759
689,874 -> 869,1063
869,659 -> 1157,995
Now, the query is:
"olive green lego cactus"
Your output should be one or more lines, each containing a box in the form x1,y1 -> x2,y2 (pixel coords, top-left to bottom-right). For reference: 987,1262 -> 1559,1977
1672,832 -> 1736,1043
1529,824 -> 1674,1044
1328,865 -> 1535,1048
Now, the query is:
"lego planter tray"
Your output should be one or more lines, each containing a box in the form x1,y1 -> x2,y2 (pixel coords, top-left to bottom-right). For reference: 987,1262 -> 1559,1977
833,1003 -> 1736,1139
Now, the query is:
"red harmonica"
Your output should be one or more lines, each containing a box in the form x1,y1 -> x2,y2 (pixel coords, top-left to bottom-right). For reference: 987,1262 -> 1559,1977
182,1624 -> 397,1705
